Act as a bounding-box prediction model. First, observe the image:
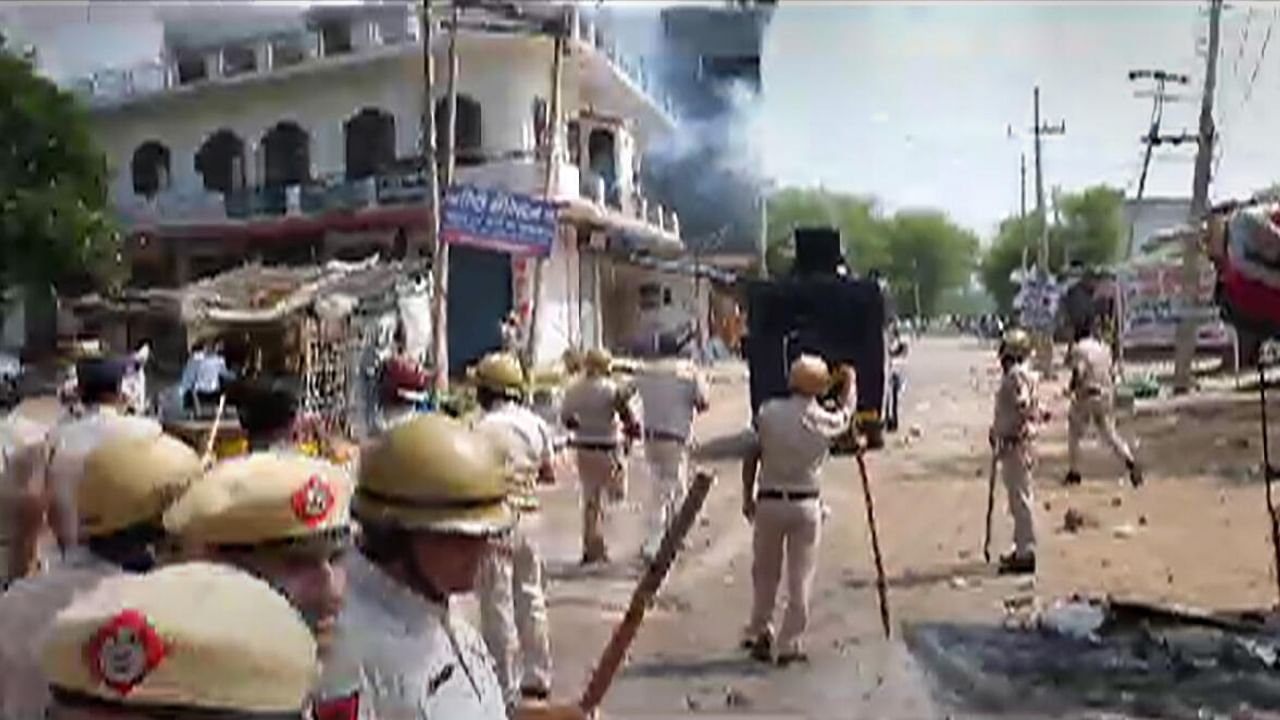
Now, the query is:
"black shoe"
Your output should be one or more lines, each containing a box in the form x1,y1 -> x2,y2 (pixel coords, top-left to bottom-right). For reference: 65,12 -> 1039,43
1064,471 -> 1082,486
520,687 -> 550,702
776,651 -> 809,667
742,633 -> 772,663
1127,461 -> 1144,488
998,552 -> 1036,575
581,549 -> 610,566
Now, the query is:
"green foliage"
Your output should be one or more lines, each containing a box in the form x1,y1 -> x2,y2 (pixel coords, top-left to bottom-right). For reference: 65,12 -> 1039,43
979,185 -> 1125,313
765,187 -> 977,317
765,187 -> 888,276
0,46 -> 122,295
880,210 -> 979,317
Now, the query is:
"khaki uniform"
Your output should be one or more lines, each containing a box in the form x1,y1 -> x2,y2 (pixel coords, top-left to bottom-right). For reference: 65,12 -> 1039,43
0,414 -> 51,581
560,375 -> 631,559
633,359 -> 708,559
1067,337 -> 1134,472
331,553 -> 509,719
474,402 -> 554,702
992,360 -> 1041,557
43,406 -> 161,550
0,549 -> 118,719
747,395 -> 851,655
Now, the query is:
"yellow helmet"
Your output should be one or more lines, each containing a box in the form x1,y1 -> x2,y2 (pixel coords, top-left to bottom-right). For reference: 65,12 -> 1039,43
788,354 -> 831,397
562,348 -> 583,375
355,414 -> 512,536
41,562 -> 317,715
1000,328 -> 1032,359
583,347 -> 612,375
164,452 -> 354,550
473,352 -> 525,397
78,433 -> 201,538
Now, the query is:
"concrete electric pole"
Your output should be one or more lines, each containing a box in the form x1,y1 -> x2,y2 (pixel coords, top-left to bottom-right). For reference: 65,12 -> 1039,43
1032,86 -> 1066,271
1127,68 -> 1191,258
1173,0 -> 1223,395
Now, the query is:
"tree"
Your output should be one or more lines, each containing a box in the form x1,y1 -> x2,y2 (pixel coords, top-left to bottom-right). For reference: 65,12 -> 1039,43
0,43 -> 121,310
0,41 -> 121,353
881,210 -> 979,318
765,187 -> 978,317
979,184 -> 1125,314
765,187 -> 888,276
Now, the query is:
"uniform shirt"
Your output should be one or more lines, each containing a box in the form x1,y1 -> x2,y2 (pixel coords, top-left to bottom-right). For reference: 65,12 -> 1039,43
633,360 -> 708,441
1069,337 -> 1114,395
752,395 -> 852,492
475,402 -> 553,512
992,361 -> 1039,442
44,406 -> 161,548
560,376 -> 628,446
326,552 -> 507,720
0,549 -> 118,720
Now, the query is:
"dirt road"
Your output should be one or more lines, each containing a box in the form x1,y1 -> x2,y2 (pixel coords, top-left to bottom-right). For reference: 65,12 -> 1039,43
484,335 -> 1280,718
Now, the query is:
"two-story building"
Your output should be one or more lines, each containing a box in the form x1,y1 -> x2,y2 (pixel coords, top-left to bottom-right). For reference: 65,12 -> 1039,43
70,2 -> 682,370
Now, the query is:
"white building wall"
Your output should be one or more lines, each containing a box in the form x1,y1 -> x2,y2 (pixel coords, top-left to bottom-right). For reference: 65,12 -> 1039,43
93,36 -> 558,207
530,228 -> 580,366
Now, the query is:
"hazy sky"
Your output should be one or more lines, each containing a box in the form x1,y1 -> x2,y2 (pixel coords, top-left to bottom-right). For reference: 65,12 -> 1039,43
4,1 -> 1280,238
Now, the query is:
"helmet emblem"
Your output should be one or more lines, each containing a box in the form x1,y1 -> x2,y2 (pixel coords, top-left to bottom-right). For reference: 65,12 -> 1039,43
292,475 -> 335,527
85,609 -> 166,695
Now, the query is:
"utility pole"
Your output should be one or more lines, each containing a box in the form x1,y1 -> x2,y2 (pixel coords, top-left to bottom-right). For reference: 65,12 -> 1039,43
428,1 -> 459,392
526,9 -> 567,368
1032,86 -> 1065,271
1173,0 -> 1222,395
1127,68 -> 1192,258
421,0 -> 445,391
1020,152 -> 1028,272
1031,86 -> 1065,377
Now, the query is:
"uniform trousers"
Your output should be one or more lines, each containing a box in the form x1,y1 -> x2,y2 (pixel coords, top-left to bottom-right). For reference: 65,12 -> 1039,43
1068,393 -> 1134,471
477,512 -> 552,701
746,497 -> 821,655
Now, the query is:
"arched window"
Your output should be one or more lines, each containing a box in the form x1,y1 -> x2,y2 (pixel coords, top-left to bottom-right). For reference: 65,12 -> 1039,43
587,128 -> 617,206
194,129 -> 245,194
344,108 -> 396,180
262,121 -> 311,188
131,140 -> 170,198
434,94 -> 483,166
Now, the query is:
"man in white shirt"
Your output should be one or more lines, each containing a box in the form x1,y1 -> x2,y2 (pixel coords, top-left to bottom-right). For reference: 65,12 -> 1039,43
632,332 -> 709,561
741,354 -> 854,665
1065,321 -> 1143,487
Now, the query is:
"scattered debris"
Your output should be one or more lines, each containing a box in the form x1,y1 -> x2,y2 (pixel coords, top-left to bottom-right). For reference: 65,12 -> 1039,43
909,425 -> 924,438
1063,508 -> 1098,533
1111,496 -> 1123,508
949,576 -> 971,590
1015,577 -> 1036,592
957,549 -> 973,560
1037,598 -> 1107,640
1233,436 -> 1252,450
1138,515 -> 1149,527
1112,524 -> 1137,539
724,686 -> 753,709
1044,500 -> 1053,512
684,695 -> 701,711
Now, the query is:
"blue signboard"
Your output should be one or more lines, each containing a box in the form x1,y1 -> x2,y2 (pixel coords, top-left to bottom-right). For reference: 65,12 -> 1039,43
441,184 -> 558,257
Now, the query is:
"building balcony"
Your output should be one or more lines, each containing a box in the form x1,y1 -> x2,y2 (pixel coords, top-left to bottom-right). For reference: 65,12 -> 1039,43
112,157 -> 679,250
68,4 -> 674,129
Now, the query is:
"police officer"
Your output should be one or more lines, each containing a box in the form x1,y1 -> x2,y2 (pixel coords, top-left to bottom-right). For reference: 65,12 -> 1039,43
0,409 -> 50,583
41,562 -> 318,719
632,332 -> 709,561
15,356 -> 163,577
741,354 -> 855,665
163,452 -> 356,717
233,379 -> 302,452
559,348 -> 640,565
329,414 -> 584,719
0,433 -> 199,719
1065,320 -> 1143,487
471,352 -> 556,704
989,329 -> 1042,575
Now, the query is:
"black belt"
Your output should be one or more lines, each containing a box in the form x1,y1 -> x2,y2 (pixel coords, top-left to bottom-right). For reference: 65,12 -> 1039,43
644,429 -> 687,443
572,440 -> 618,452
758,488 -> 819,501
